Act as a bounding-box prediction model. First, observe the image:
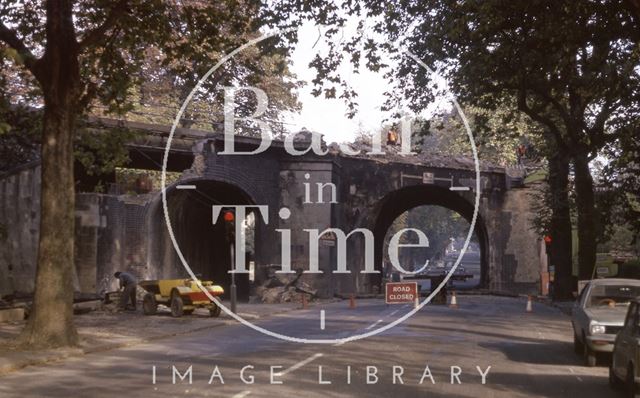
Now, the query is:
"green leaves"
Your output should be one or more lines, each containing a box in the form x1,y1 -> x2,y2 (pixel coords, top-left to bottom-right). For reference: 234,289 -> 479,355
0,121 -> 10,135
74,124 -> 138,177
1,0 -> 310,178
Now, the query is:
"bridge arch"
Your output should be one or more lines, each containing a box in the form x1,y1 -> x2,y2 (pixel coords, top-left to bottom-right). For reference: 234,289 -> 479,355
148,177 -> 259,301
369,184 -> 490,291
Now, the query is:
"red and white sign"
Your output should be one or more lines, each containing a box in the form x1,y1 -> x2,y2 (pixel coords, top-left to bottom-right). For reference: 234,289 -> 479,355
385,282 -> 419,304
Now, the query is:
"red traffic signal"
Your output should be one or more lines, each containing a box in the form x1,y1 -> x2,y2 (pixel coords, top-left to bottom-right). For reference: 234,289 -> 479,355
543,235 -> 552,244
223,210 -> 235,244
223,211 -> 235,223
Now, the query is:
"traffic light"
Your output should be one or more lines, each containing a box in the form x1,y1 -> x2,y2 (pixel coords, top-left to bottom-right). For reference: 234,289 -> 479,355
543,235 -> 553,271
223,210 -> 235,243
543,235 -> 552,253
542,235 -> 552,255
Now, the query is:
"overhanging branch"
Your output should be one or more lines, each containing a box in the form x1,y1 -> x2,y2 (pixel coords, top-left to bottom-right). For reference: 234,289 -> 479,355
516,86 -> 556,134
78,0 -> 129,50
0,22 -> 40,78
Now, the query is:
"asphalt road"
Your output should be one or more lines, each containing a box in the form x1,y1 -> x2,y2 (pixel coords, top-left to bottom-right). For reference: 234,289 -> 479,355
0,295 -> 618,398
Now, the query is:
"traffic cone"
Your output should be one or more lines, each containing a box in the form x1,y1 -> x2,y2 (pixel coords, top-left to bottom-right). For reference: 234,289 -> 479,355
349,294 -> 356,309
449,291 -> 459,309
301,293 -> 308,309
526,295 -> 533,313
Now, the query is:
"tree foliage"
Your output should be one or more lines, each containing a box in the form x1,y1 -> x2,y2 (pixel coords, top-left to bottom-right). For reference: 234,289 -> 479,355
422,102 -> 544,166
350,0 -> 640,285
601,125 -> 640,242
0,0 -> 308,349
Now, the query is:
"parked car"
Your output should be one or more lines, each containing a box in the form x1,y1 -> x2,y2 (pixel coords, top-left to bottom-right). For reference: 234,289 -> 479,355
609,299 -> 640,397
571,278 -> 640,367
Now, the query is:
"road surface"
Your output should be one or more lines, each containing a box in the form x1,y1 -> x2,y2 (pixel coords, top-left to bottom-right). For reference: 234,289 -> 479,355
0,295 -> 617,397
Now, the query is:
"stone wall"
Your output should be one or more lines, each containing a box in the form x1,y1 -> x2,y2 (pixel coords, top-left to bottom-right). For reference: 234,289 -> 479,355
495,185 -> 546,294
0,163 -> 160,297
278,159 -> 339,298
0,143 -> 547,299
0,163 -> 40,296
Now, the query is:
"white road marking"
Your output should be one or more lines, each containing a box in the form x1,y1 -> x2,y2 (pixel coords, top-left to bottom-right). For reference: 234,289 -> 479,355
275,353 -> 323,377
320,310 -> 325,330
366,319 -> 384,330
232,391 -> 252,398
567,368 -> 584,382
176,184 -> 197,189
333,301 -> 416,347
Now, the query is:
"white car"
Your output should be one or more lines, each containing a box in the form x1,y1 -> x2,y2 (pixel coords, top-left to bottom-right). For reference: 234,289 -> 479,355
609,299 -> 640,397
571,278 -> 640,367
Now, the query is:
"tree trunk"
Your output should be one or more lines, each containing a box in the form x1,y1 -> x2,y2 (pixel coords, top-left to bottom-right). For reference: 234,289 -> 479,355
548,151 -> 574,299
573,152 -> 598,280
18,0 -> 81,349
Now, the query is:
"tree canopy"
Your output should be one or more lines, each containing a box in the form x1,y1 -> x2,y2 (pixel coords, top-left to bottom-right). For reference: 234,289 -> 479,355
0,0 -> 309,349
351,0 -> 640,289
2,0 -> 639,346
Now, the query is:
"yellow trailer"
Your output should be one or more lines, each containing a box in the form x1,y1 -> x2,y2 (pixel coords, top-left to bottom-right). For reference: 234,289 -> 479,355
138,278 -> 224,317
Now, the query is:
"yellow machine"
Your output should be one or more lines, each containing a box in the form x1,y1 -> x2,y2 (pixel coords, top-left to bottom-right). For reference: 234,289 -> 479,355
138,279 -> 224,317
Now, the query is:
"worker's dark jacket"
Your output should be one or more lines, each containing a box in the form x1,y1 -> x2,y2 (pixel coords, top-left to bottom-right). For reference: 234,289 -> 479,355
118,272 -> 137,288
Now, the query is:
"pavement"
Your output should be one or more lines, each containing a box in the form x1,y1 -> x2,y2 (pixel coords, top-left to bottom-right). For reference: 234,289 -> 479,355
0,295 -> 621,397
547,300 -> 575,316
0,300 -> 305,375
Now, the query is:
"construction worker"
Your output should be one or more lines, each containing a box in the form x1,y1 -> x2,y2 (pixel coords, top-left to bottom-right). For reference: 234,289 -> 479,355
516,144 -> 527,166
387,128 -> 398,146
114,271 -> 138,311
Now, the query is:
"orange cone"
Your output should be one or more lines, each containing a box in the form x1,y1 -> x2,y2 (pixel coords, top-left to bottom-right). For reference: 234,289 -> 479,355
526,295 -> 533,313
349,294 -> 356,309
449,291 -> 459,309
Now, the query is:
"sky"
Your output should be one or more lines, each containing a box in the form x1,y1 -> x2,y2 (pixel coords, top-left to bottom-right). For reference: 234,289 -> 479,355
282,22 -> 391,144
282,22 -> 450,144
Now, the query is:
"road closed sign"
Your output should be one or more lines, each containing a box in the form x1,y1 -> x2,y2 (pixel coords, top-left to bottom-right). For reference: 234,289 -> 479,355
385,282 -> 419,304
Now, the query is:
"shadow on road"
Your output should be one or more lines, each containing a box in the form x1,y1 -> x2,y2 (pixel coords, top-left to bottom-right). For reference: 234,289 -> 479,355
487,371 -> 614,397
478,340 -> 580,366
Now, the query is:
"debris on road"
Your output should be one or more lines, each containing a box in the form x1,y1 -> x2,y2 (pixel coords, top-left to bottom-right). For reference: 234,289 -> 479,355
254,267 -> 318,304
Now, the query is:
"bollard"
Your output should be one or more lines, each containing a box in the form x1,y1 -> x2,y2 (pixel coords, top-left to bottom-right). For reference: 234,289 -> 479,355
449,290 -> 459,309
349,294 -> 356,309
526,295 -> 533,313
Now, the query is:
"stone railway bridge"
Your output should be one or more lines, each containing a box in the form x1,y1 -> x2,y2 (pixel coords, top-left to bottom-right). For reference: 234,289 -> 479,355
0,119 -> 546,298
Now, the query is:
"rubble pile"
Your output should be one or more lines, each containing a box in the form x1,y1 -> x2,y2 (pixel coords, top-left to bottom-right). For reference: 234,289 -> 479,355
0,293 -> 31,321
103,288 -> 149,312
0,292 -> 105,321
254,268 -> 318,304
102,291 -> 122,313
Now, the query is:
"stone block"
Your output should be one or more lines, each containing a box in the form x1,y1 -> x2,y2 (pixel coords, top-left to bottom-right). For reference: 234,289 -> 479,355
0,307 -> 25,323
73,300 -> 103,314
